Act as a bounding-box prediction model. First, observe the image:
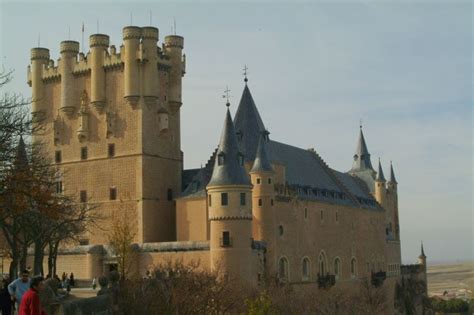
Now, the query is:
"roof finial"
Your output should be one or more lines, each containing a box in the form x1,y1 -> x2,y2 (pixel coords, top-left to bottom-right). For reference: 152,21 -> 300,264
223,86 -> 231,107
243,65 -> 249,83
359,118 -> 363,129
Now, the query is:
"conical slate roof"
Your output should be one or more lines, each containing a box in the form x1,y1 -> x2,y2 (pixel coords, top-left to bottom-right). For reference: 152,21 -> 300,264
389,161 -> 398,184
250,133 -> 273,173
351,127 -> 374,172
420,242 -> 426,258
234,84 -> 266,162
14,136 -> 28,170
207,109 -> 251,187
375,159 -> 386,182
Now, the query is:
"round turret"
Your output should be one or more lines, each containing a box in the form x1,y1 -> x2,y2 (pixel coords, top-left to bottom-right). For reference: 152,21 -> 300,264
30,48 -> 50,122
142,27 -> 159,106
123,26 -> 141,105
89,34 -> 110,111
59,40 -> 79,117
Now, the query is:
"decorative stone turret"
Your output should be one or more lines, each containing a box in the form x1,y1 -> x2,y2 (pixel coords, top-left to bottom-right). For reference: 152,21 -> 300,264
59,40 -> 79,117
77,90 -> 90,141
249,132 -> 276,276
374,158 -> 387,206
157,107 -> 169,133
123,26 -> 141,106
141,27 -> 159,107
89,34 -> 110,111
30,47 -> 50,122
206,104 -> 254,285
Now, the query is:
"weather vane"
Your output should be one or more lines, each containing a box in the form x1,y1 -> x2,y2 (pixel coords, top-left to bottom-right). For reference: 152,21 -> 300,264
243,65 -> 249,83
223,86 -> 231,107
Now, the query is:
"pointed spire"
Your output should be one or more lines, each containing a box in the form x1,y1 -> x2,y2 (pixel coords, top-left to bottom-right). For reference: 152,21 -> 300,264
389,161 -> 398,184
234,83 -> 266,162
375,158 -> 386,182
420,241 -> 426,258
350,125 -> 374,172
250,132 -> 273,173
14,135 -> 29,170
207,107 -> 251,187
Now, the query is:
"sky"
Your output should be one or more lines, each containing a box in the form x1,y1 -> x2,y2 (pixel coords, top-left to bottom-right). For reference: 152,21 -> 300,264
0,0 -> 472,264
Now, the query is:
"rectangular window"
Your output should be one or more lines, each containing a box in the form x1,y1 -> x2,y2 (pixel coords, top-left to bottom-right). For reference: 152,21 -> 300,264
320,210 -> 324,221
256,178 -> 261,184
81,147 -> 88,160
336,211 -> 339,222
258,198 -> 263,207
108,143 -> 115,157
80,190 -> 87,203
55,150 -> 62,163
271,199 -> 274,206
268,178 -> 272,184
221,231 -> 231,247
109,187 -> 117,200
208,194 -> 212,207
55,181 -> 63,194
304,208 -> 308,220
167,189 -> 173,201
240,193 -> 246,206
221,193 -> 228,206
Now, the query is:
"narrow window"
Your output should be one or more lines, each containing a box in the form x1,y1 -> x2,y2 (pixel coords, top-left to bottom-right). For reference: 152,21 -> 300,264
109,187 -> 117,200
167,189 -> 173,201
320,209 -> 324,221
221,231 -> 231,247
258,199 -> 263,207
304,208 -> 308,220
208,194 -> 212,206
221,193 -> 228,206
256,178 -> 261,184
240,193 -> 246,206
268,178 -> 272,184
334,258 -> 341,278
278,258 -> 288,280
351,258 -> 357,277
80,190 -> 87,203
81,147 -> 88,160
319,254 -> 326,275
302,258 -> 310,281
217,153 -> 225,166
238,154 -> 244,166
271,199 -> 274,206
55,181 -> 63,194
108,143 -> 115,157
278,225 -> 284,236
55,150 -> 62,163
336,211 -> 339,222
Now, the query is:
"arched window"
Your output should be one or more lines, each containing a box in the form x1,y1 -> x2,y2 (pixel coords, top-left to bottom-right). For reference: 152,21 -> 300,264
318,252 -> 326,276
351,258 -> 357,278
278,257 -> 289,280
302,257 -> 310,281
334,258 -> 341,279
278,225 -> 284,237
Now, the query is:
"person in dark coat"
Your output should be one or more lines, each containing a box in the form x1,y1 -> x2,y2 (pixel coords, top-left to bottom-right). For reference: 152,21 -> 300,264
69,273 -> 75,287
0,278 -> 13,315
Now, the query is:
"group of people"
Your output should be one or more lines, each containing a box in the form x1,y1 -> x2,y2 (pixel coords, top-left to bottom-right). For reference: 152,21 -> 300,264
0,270 -> 75,315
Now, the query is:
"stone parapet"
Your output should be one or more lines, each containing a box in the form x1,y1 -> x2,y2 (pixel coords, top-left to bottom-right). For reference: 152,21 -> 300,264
164,35 -> 184,49
89,34 -> 110,47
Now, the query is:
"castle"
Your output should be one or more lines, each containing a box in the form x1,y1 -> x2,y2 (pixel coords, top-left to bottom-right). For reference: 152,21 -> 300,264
26,24 -> 427,305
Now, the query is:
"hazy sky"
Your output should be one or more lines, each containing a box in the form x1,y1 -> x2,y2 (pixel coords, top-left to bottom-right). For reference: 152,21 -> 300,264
0,0 -> 472,264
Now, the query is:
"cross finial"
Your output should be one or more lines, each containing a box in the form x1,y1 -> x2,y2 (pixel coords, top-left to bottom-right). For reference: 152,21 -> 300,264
223,86 -> 231,107
243,65 -> 249,83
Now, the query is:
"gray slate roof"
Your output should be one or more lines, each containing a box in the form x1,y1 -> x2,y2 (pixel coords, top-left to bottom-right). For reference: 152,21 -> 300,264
350,128 -> 374,172
250,134 -> 273,173
376,159 -> 386,182
389,162 -> 398,184
207,109 -> 251,187
181,83 -> 379,209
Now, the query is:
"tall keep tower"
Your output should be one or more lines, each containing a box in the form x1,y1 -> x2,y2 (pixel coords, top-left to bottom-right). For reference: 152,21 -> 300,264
27,25 -> 185,244
206,105 -> 255,285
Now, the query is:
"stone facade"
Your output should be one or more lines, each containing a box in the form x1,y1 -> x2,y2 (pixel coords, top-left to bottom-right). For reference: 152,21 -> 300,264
24,24 -> 427,312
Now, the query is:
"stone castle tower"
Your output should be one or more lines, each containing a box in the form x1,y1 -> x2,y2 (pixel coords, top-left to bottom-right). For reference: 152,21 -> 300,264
28,25 -> 185,244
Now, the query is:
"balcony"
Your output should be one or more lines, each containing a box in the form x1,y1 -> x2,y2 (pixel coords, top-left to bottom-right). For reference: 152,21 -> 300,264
317,273 -> 336,289
371,271 -> 387,287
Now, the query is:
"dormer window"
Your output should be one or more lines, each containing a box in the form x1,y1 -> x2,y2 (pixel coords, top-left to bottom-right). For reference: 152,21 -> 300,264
217,153 -> 225,166
238,153 -> 244,166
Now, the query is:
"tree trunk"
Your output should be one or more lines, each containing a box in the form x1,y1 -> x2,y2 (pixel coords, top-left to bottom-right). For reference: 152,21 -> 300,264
47,242 -> 53,277
9,257 -> 18,280
19,243 -> 27,273
33,240 -> 44,276
52,240 -> 60,276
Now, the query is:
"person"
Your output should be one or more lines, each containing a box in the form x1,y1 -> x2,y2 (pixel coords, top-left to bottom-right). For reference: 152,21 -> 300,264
8,270 -> 30,310
69,273 -> 75,287
92,278 -> 97,290
18,276 -> 46,315
0,278 -> 13,315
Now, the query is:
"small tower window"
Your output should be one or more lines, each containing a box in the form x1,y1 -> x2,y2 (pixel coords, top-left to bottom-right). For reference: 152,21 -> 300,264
108,143 -> 115,157
271,199 -> 274,206
278,225 -> 284,236
110,187 -> 117,200
240,193 -> 246,206
238,153 -> 244,166
208,194 -> 212,207
304,208 -> 308,220
221,231 -> 231,247
278,257 -> 289,280
80,190 -> 87,203
167,189 -> 173,201
221,193 -> 228,206
55,150 -> 62,163
81,147 -> 88,160
217,153 -> 225,166
256,178 -> 261,184
268,178 -> 272,184
302,257 -> 310,281
258,198 -> 263,206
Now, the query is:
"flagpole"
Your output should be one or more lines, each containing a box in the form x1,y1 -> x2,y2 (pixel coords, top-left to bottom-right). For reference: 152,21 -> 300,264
81,22 -> 84,51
